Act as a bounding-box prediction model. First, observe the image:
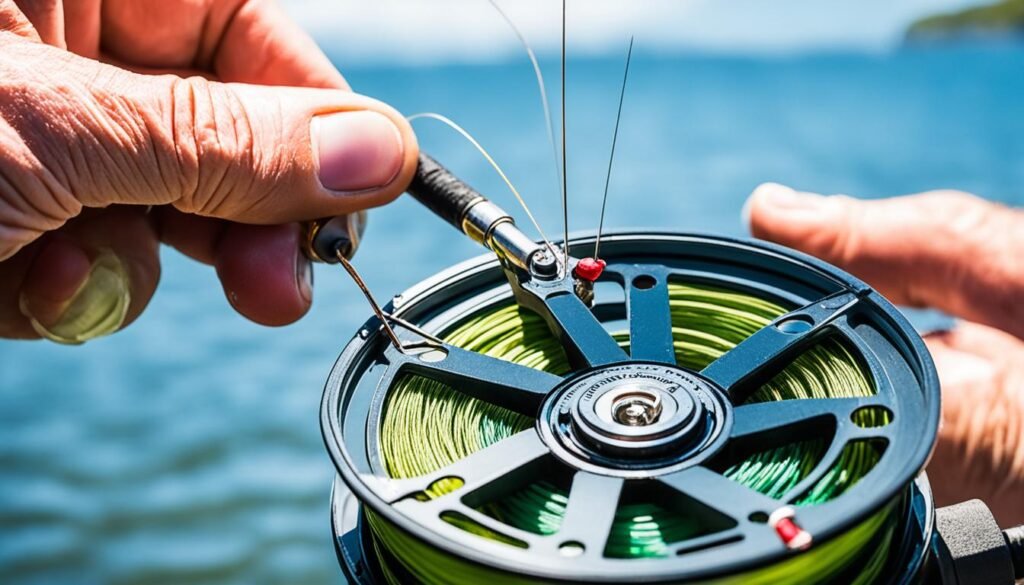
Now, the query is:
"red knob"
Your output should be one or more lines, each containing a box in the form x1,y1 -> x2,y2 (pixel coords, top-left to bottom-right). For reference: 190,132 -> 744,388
574,257 -> 607,282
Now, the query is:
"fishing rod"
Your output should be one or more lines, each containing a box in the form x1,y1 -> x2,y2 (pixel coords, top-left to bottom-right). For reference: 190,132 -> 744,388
305,153 -> 559,280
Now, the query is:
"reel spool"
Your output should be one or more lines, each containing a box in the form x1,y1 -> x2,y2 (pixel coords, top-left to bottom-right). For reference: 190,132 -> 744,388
321,231 -> 944,584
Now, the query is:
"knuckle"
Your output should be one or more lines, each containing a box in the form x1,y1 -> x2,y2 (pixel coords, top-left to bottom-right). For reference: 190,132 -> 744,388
166,77 -> 204,213
1,42 -> 184,210
0,50 -> 83,252
170,77 -> 260,217
911,191 -> 1024,324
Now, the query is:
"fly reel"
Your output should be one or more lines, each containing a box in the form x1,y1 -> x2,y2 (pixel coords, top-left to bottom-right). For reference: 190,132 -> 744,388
320,231 -> 947,584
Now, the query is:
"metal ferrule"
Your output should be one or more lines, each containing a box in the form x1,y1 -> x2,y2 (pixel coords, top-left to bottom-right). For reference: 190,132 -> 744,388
461,200 -> 543,272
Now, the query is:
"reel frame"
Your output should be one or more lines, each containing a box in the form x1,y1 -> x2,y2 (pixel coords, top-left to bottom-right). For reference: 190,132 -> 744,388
321,232 -> 941,583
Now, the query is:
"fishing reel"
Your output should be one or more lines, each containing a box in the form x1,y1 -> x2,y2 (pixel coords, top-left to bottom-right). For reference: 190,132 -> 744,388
316,155 -> 1023,584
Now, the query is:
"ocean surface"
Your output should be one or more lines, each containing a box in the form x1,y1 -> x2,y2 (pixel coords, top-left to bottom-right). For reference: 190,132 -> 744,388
1,45 -> 1023,585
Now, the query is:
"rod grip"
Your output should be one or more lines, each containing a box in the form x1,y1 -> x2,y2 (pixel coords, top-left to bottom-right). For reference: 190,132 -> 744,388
406,153 -> 482,233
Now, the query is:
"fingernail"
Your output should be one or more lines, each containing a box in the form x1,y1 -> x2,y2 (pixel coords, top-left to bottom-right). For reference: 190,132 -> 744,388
745,184 -> 829,236
313,111 -> 403,192
20,249 -> 130,345
753,183 -> 823,211
297,250 -> 313,305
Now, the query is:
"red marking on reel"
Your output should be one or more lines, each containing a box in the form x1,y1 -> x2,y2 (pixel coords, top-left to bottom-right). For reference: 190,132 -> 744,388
574,257 -> 607,282
769,506 -> 813,551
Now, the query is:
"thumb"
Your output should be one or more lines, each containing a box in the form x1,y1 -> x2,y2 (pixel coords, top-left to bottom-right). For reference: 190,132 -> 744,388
0,39 -> 418,258
744,183 -> 1024,339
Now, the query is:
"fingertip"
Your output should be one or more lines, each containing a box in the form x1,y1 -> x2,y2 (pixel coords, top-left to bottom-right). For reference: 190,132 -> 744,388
745,183 -> 790,235
744,183 -> 847,255
313,98 -> 420,208
215,223 -> 312,327
745,183 -> 809,234
315,110 -> 405,193
380,102 -> 420,203
21,209 -> 161,342
19,236 -> 92,327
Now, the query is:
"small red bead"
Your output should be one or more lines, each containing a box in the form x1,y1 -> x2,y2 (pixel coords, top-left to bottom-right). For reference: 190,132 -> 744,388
575,257 -> 607,282
775,518 -> 802,543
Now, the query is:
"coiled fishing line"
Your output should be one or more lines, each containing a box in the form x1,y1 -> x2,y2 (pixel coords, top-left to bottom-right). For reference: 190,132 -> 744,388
322,232 -> 940,585
372,282 -> 892,584
320,3 -> 939,580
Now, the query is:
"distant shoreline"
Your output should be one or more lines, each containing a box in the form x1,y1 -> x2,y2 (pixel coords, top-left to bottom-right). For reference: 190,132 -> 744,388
906,0 -> 1024,43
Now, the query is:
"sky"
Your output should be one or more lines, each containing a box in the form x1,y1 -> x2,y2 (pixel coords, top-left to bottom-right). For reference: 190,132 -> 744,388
280,0 -> 986,65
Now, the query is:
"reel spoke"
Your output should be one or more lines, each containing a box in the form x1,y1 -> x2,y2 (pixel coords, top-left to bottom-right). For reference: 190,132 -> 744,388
555,472 -> 624,555
626,270 -> 676,364
370,429 -> 550,504
393,343 -> 562,416
658,465 -> 781,523
732,397 -> 891,441
782,439 -> 848,504
780,415 -> 892,504
539,292 -> 629,368
700,291 -> 861,402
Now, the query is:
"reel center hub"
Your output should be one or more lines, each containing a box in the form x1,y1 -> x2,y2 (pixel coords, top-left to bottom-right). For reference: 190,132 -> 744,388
610,389 -> 663,426
538,363 -> 731,477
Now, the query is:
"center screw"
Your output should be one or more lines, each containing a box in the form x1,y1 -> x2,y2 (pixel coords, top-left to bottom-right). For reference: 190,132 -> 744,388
612,392 -> 663,426
529,248 -> 560,279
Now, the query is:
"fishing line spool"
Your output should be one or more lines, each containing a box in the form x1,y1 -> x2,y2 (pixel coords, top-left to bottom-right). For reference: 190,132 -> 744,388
309,2 -> 1024,580
318,221 -> 974,584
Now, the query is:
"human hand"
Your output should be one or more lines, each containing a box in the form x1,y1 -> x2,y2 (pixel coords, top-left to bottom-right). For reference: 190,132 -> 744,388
0,0 -> 419,342
745,184 -> 1024,526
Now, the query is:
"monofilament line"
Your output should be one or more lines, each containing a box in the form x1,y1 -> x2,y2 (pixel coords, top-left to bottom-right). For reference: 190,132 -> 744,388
485,0 -> 563,202
594,36 -> 634,261
560,0 -> 569,273
408,113 -> 556,255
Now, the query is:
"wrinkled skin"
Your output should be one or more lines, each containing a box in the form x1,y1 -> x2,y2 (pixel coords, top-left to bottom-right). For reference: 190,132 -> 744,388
747,184 -> 1024,526
0,0 -> 419,336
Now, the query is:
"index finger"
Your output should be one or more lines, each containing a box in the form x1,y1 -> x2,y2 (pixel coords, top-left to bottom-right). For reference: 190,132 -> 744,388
746,185 -> 1024,341
211,0 -> 348,89
99,0 -> 347,89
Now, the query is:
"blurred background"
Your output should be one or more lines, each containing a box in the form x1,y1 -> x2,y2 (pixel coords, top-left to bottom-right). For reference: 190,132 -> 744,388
1,1 -> 1022,583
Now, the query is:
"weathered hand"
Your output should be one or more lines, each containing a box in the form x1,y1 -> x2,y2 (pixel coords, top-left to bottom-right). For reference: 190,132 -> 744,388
0,0 -> 419,342
746,184 -> 1023,525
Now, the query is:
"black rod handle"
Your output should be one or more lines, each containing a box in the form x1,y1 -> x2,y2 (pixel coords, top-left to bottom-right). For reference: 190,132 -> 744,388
306,152 -> 547,274
406,153 -> 553,275
303,153 -> 476,263
406,153 -> 484,232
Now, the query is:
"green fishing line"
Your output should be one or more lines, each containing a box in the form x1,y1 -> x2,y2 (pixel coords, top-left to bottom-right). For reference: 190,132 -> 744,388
373,282 -> 894,583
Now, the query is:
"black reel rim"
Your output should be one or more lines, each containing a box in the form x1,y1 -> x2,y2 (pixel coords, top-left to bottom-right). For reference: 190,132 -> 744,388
320,231 -> 941,583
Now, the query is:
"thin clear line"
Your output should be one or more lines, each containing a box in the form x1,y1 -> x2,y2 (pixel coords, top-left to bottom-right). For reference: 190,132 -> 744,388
561,0 -> 569,272
408,113 -> 555,253
485,0 -> 562,203
595,36 -> 634,260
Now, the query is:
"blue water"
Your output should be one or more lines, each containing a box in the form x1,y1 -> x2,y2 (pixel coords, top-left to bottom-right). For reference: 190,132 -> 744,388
1,45 -> 1023,585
